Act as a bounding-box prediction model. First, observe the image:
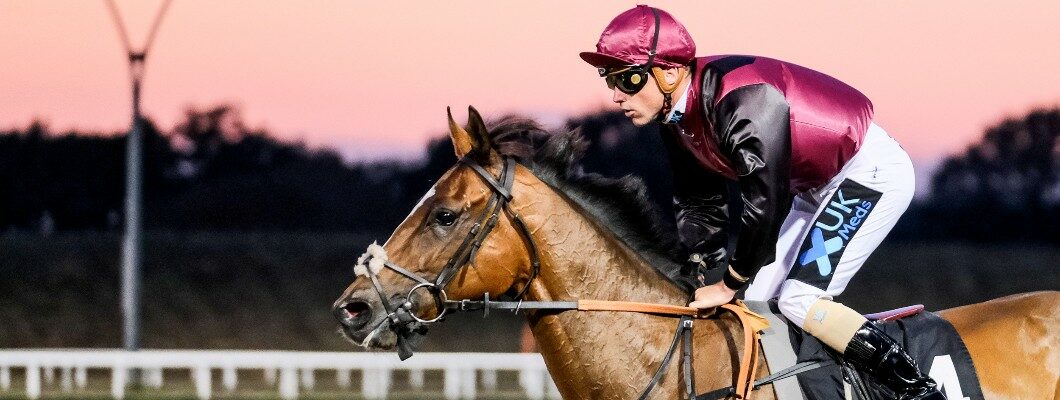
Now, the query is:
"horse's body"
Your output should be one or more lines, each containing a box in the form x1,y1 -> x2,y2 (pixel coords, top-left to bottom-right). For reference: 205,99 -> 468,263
334,108 -> 1060,399
940,292 -> 1060,399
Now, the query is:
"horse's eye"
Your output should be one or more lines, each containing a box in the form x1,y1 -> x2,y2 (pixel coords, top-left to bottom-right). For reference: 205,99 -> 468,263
434,209 -> 458,226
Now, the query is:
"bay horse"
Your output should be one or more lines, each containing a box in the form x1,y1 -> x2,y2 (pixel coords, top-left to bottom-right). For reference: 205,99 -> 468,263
334,107 -> 1060,399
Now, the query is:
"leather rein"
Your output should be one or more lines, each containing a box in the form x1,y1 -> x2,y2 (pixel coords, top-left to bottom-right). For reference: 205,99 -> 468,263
355,155 -> 780,399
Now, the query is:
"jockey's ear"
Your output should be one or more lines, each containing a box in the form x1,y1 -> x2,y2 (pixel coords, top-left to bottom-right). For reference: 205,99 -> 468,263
651,66 -> 688,93
448,106 -> 500,164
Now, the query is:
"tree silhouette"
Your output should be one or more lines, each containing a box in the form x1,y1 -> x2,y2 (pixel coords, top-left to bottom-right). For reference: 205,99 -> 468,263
926,108 -> 1059,242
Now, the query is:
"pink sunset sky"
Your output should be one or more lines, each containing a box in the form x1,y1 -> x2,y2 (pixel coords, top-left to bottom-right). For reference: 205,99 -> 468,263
2,1 -> 1059,176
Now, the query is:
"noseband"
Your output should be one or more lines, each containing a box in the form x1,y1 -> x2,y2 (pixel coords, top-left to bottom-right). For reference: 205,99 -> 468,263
353,155 -> 541,358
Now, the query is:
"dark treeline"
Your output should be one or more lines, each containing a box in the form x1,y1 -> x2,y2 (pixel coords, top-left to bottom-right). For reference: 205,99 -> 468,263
2,105 -> 1058,243
904,108 -> 1060,242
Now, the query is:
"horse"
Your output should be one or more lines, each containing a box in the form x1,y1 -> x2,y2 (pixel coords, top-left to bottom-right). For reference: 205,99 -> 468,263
333,106 -> 1060,399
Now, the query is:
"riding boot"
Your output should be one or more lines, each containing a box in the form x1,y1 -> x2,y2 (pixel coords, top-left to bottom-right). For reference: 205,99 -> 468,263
844,321 -> 947,400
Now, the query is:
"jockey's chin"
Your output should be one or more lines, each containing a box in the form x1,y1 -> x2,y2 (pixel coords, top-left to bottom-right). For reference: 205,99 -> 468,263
622,106 -> 662,127
627,110 -> 658,127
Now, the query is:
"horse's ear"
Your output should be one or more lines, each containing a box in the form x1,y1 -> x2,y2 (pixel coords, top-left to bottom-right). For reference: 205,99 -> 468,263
466,106 -> 501,164
466,106 -> 499,162
466,106 -> 489,144
448,106 -> 474,158
447,106 -> 498,163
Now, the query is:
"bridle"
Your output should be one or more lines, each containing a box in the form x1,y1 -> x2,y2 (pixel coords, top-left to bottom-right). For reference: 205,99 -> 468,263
353,155 -> 541,359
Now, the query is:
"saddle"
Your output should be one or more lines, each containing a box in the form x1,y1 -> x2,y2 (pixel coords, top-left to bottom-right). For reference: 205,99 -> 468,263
746,301 -> 985,400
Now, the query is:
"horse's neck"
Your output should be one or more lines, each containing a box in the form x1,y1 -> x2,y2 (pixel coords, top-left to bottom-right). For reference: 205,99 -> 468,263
521,189 -> 684,304
516,185 -> 742,398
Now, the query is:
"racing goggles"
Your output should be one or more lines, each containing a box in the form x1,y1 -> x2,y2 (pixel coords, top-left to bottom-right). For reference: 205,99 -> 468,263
599,65 -> 650,95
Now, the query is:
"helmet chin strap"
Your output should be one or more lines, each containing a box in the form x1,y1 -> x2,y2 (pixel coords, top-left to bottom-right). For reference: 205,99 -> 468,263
652,67 -> 688,122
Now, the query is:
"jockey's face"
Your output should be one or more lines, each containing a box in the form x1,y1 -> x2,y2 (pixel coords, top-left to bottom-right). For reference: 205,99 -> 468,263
610,66 -> 688,127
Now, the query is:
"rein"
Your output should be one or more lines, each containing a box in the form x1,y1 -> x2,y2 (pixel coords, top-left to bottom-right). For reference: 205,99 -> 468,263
354,155 -> 787,399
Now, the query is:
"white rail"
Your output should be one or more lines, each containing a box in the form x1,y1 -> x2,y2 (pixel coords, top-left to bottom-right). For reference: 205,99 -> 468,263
0,349 -> 561,399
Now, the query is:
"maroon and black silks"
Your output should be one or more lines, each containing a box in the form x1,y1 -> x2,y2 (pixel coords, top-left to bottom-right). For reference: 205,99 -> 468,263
666,55 -> 874,285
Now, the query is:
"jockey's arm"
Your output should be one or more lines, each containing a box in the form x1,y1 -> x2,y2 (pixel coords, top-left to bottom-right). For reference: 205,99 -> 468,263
714,84 -> 793,290
674,171 -> 731,280
662,126 -> 731,283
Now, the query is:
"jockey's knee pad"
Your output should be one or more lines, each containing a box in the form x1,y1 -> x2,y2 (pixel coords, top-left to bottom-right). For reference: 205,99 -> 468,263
802,299 -> 868,353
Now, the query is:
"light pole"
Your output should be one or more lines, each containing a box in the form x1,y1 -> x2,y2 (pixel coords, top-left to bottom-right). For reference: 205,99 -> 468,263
104,0 -> 173,354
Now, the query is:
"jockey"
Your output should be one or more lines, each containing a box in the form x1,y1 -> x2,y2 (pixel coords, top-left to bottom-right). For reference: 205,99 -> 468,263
580,5 -> 944,400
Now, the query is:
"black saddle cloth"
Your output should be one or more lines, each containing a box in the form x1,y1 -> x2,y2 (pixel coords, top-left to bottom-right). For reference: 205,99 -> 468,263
781,304 -> 985,400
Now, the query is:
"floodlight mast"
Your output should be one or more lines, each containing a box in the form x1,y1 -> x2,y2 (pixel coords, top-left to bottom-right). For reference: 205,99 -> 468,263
104,0 -> 173,354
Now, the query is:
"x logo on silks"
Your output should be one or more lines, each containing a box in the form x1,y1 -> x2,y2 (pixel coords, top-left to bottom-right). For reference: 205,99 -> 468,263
789,179 -> 882,290
798,227 -> 844,276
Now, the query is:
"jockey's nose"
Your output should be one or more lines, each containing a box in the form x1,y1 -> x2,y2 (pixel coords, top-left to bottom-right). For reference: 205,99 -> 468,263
333,298 -> 373,332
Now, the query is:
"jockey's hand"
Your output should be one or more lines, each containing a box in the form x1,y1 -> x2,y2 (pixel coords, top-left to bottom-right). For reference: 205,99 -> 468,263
688,280 -> 737,310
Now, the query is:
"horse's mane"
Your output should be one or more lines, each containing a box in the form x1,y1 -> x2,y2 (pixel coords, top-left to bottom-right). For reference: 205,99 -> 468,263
484,116 -> 692,292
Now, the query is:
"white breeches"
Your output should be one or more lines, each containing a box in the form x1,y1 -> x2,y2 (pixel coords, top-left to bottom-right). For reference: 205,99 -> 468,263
743,122 -> 915,327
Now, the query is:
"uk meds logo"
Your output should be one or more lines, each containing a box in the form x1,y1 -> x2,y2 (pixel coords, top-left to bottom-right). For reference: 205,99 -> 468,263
790,180 -> 882,289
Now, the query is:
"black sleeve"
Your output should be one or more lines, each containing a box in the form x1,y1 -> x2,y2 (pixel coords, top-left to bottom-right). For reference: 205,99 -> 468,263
659,126 -> 731,284
712,84 -> 792,289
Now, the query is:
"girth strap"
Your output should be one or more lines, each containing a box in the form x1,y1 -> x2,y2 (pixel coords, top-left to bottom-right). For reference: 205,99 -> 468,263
681,318 -> 696,398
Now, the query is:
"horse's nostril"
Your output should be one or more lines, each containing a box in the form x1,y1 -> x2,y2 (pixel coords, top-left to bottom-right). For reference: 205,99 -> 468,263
344,301 -> 370,318
338,301 -> 373,330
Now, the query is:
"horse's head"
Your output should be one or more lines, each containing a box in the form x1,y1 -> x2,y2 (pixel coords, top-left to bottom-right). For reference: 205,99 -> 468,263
332,106 -> 540,353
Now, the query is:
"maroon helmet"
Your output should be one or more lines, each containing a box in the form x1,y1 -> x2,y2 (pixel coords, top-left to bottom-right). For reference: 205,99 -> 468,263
580,5 -> 696,69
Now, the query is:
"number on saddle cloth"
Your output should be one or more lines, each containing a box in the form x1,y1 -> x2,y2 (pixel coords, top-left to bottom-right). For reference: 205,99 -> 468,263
747,301 -> 985,400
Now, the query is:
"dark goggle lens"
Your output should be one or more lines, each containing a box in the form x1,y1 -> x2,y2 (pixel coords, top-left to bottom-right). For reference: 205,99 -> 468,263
601,67 -> 649,94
